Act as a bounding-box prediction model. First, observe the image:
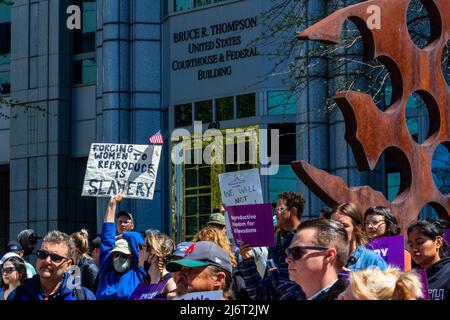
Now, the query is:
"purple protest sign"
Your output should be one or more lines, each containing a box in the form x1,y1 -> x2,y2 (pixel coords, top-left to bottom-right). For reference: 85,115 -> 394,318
444,229 -> 450,245
226,203 -> 275,247
368,235 -> 405,270
416,269 -> 430,300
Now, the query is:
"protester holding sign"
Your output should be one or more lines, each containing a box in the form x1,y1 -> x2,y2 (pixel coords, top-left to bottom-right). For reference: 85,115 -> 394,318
364,206 -> 412,271
338,267 -> 423,300
130,231 -> 176,300
286,219 -> 350,300
166,241 -> 234,300
240,191 -> 305,300
96,193 -> 147,300
331,203 -> 388,271
407,220 -> 450,301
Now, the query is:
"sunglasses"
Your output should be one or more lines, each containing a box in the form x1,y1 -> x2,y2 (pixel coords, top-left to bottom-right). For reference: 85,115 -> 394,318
36,250 -> 68,263
285,245 -> 329,260
112,252 -> 131,259
1,267 -> 16,274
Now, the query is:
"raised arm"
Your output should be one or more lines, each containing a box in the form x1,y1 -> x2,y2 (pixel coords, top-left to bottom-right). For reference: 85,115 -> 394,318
103,192 -> 124,222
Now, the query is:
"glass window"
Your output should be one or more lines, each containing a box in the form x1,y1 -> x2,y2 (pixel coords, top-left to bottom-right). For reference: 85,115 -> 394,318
387,172 -> 400,201
174,0 -> 231,12
73,58 -> 96,85
73,0 -> 96,54
0,3 -> 11,65
268,91 -> 296,115
269,165 -> 298,203
0,71 -> 10,95
195,100 -> 212,123
216,96 -> 233,121
237,93 -> 256,118
175,103 -> 192,127
268,123 -> 296,164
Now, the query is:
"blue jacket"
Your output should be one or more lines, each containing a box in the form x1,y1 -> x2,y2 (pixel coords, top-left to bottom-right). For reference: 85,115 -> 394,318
346,245 -> 389,271
96,222 -> 147,300
12,273 -> 96,300
242,230 -> 304,300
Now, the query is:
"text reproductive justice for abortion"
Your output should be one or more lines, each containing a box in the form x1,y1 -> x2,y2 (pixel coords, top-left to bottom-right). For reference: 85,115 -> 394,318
82,143 -> 162,200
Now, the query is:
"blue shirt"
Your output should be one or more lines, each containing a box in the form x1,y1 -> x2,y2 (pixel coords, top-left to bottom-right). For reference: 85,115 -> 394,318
346,245 -> 389,271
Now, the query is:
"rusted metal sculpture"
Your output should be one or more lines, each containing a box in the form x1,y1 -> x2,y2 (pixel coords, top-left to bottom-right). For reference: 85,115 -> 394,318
292,0 -> 450,232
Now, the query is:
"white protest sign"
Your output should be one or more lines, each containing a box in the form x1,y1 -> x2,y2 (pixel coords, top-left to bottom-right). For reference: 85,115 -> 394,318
173,290 -> 223,300
218,168 -> 263,206
82,143 -> 162,200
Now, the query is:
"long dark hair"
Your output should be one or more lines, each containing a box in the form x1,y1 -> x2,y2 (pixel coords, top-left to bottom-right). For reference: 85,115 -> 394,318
364,206 -> 400,236
407,219 -> 450,258
333,202 -> 369,246
1,257 -> 27,289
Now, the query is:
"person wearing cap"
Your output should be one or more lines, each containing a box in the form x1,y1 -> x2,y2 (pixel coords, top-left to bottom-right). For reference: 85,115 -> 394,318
116,210 -> 134,234
0,254 -> 27,300
96,193 -> 147,300
12,230 -> 96,300
16,229 -> 41,257
166,241 -> 234,300
4,240 -> 36,279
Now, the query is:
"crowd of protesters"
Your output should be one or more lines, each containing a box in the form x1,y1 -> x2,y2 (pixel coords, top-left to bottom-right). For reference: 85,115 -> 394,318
1,190 -> 449,301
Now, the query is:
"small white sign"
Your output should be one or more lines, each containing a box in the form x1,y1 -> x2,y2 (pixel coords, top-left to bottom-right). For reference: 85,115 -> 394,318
218,168 -> 263,206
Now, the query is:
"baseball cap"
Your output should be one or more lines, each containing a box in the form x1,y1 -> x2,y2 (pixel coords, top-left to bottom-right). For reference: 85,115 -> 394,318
0,252 -> 24,266
116,210 -> 134,222
171,241 -> 193,258
6,240 -> 23,253
111,239 -> 131,256
166,241 -> 232,273
207,213 -> 226,227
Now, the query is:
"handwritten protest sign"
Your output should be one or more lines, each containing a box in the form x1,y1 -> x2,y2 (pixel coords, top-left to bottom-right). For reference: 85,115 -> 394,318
173,290 -> 223,300
82,143 -> 162,200
218,168 -> 263,206
226,203 -> 275,247
368,235 -> 405,270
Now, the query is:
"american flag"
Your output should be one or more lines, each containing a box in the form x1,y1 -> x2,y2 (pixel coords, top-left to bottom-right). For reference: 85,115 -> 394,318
149,130 -> 164,144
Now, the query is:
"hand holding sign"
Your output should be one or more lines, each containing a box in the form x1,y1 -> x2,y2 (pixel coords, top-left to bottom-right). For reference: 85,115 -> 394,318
239,242 -> 254,260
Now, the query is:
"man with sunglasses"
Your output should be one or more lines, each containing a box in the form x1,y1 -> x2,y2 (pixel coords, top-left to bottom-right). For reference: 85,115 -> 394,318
239,191 -> 305,300
17,229 -> 41,257
13,231 -> 96,300
286,219 -> 350,300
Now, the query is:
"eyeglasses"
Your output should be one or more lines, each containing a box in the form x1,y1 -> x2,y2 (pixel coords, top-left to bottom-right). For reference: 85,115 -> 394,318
365,220 -> 385,227
36,250 -> 68,263
112,252 -> 131,259
1,267 -> 16,274
275,206 -> 289,213
285,245 -> 329,260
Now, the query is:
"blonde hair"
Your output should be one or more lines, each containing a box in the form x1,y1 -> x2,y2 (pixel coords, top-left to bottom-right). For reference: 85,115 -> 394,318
193,225 -> 237,268
348,267 -> 423,300
70,229 -> 90,257
145,232 -> 175,279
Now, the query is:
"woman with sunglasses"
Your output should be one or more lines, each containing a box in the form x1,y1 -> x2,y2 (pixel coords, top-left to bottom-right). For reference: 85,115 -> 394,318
0,256 -> 27,300
407,220 -> 450,301
130,231 -> 175,300
331,203 -> 388,271
364,206 -> 412,271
